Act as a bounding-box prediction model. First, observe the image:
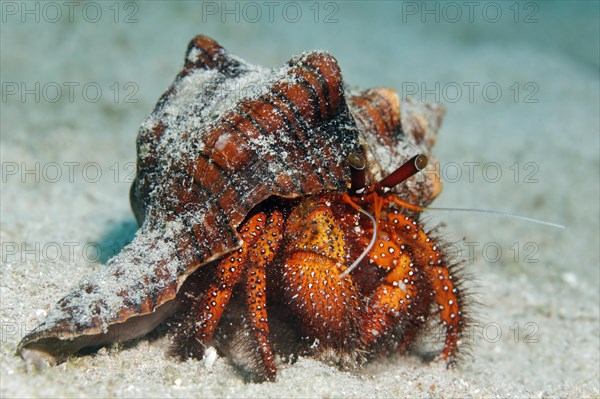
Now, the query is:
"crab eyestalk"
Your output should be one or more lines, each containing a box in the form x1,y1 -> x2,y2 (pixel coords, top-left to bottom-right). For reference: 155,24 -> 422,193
348,152 -> 367,194
376,154 -> 428,193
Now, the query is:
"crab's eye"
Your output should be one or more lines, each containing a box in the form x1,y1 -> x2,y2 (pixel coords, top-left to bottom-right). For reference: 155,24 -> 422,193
347,152 -> 367,194
377,154 -> 428,191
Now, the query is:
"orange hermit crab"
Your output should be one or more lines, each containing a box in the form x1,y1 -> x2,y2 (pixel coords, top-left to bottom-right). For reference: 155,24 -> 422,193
18,35 -> 467,381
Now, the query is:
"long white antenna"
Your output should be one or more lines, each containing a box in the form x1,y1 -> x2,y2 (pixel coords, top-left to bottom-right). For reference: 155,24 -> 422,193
339,207 -> 378,278
425,207 -> 565,229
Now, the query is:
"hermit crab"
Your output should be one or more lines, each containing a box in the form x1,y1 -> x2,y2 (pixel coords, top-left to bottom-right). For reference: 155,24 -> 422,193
18,35 -> 467,381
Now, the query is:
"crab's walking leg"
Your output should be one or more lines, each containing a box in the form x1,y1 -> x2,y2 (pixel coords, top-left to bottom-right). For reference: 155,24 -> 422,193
357,228 -> 420,349
243,211 -> 283,381
190,214 -> 266,350
426,263 -> 462,361
387,210 -> 464,361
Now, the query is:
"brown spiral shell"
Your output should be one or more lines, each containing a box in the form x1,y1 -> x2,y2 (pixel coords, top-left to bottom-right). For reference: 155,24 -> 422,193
17,35 -> 445,366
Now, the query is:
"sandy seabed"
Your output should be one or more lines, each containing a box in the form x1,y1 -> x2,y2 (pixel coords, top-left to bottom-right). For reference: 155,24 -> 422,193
1,2 -> 599,398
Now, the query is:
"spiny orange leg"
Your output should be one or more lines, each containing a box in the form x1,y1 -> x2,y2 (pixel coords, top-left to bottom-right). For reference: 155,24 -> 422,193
348,152 -> 461,359
357,226 -> 419,350
243,210 -> 283,381
190,214 -> 266,354
383,224 -> 434,356
387,207 -> 463,363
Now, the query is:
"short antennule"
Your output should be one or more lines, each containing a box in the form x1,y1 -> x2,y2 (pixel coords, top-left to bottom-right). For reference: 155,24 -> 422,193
376,154 -> 428,192
348,152 -> 367,194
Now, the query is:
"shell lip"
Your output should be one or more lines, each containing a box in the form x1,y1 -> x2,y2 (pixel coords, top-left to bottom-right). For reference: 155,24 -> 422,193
17,297 -> 180,368
17,327 -> 104,368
